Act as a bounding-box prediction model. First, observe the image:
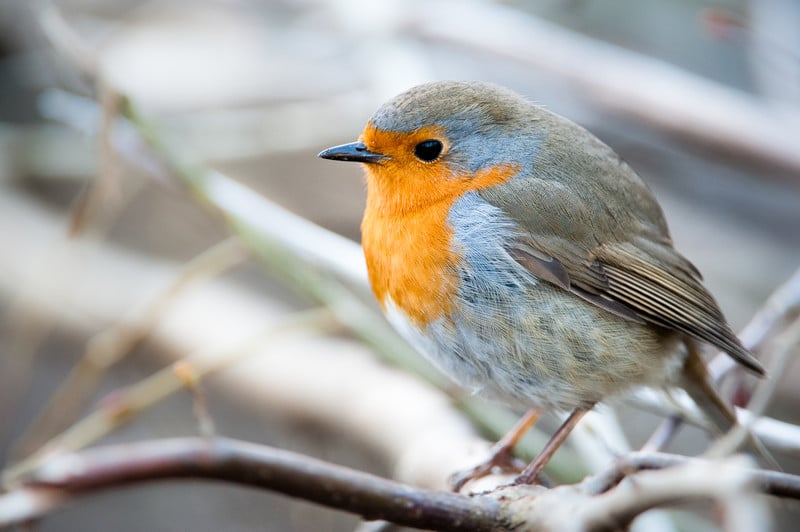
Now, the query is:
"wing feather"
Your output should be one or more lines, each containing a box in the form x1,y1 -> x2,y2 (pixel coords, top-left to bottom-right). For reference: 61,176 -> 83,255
506,237 -> 764,375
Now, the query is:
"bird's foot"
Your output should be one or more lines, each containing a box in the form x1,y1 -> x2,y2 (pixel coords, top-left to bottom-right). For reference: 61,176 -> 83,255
449,446 -> 527,492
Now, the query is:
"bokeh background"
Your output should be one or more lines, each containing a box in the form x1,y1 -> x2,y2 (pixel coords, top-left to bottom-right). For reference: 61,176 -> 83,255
1,0 -> 799,530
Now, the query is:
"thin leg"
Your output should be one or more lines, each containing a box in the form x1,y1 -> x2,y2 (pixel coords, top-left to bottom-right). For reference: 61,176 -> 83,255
449,408 -> 540,492
514,408 -> 588,485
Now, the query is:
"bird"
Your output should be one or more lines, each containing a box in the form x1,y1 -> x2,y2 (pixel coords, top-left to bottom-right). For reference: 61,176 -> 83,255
318,80 -> 765,489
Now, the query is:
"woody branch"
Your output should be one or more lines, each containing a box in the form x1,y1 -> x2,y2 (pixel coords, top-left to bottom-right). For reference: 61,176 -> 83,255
3,437 -> 800,530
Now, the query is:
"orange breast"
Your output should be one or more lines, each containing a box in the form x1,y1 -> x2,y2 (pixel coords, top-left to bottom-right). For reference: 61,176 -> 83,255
362,197 -> 459,326
359,124 -> 519,326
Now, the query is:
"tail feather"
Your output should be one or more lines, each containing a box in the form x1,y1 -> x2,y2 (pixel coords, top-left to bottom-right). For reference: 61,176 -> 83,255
681,339 -> 779,470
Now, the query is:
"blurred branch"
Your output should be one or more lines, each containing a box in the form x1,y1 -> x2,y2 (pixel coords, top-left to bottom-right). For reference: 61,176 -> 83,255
410,0 -> 800,178
627,386 -> 800,456
36,0 -> 98,77
0,3 -> 150,440
585,451 -> 800,500
644,265 -> 800,453
3,439 -> 799,530
10,237 -> 247,459
707,315 -> 800,461
710,265 -> 800,380
579,455 -> 771,532
36,0 -> 800,177
66,79 -> 123,236
3,308 -> 336,485
0,138 -> 144,446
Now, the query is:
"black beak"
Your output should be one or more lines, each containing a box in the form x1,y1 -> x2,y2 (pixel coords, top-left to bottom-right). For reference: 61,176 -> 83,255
318,141 -> 387,163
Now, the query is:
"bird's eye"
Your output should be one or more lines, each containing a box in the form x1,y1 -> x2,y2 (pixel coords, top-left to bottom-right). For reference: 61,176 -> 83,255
413,139 -> 443,162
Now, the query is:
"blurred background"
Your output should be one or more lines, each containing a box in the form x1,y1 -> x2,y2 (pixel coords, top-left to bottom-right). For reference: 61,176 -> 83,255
1,0 -> 799,530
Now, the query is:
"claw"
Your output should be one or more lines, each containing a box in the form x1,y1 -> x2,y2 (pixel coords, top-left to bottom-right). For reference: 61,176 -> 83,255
449,409 -> 540,492
449,447 -> 526,492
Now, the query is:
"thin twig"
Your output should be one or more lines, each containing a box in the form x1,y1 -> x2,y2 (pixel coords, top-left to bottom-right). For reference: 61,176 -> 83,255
706,318 -> 800,461
3,308 -> 337,485
10,237 -> 246,458
583,451 -> 800,499
628,387 -> 800,455
641,416 -> 684,453
173,361 -> 216,437
67,78 -> 122,236
580,455 -> 768,532
710,266 -> 800,381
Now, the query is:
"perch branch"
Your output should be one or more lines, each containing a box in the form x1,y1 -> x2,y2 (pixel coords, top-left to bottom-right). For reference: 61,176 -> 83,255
0,437 -> 505,531
4,440 -> 800,530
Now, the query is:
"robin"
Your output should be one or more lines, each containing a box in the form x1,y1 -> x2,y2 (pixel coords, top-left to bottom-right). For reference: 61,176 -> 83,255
319,80 -> 765,488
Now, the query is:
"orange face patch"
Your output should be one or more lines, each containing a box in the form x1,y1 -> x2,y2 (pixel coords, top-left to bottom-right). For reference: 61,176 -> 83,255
360,124 -> 519,326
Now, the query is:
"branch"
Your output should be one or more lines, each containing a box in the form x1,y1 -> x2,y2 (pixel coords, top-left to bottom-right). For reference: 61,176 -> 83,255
4,440 -> 800,531
710,266 -> 800,380
580,455 -> 769,532
0,438 -> 504,531
584,451 -> 800,500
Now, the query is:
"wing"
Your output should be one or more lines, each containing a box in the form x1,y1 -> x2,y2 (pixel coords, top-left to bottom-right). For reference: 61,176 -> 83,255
476,133 -> 764,375
506,234 -> 763,375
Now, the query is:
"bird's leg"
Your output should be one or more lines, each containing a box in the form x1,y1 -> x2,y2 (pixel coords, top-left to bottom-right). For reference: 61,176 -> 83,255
514,408 -> 589,485
449,408 -> 540,492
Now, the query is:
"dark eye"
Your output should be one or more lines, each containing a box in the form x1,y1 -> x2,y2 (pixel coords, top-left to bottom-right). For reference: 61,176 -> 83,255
413,139 -> 443,162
